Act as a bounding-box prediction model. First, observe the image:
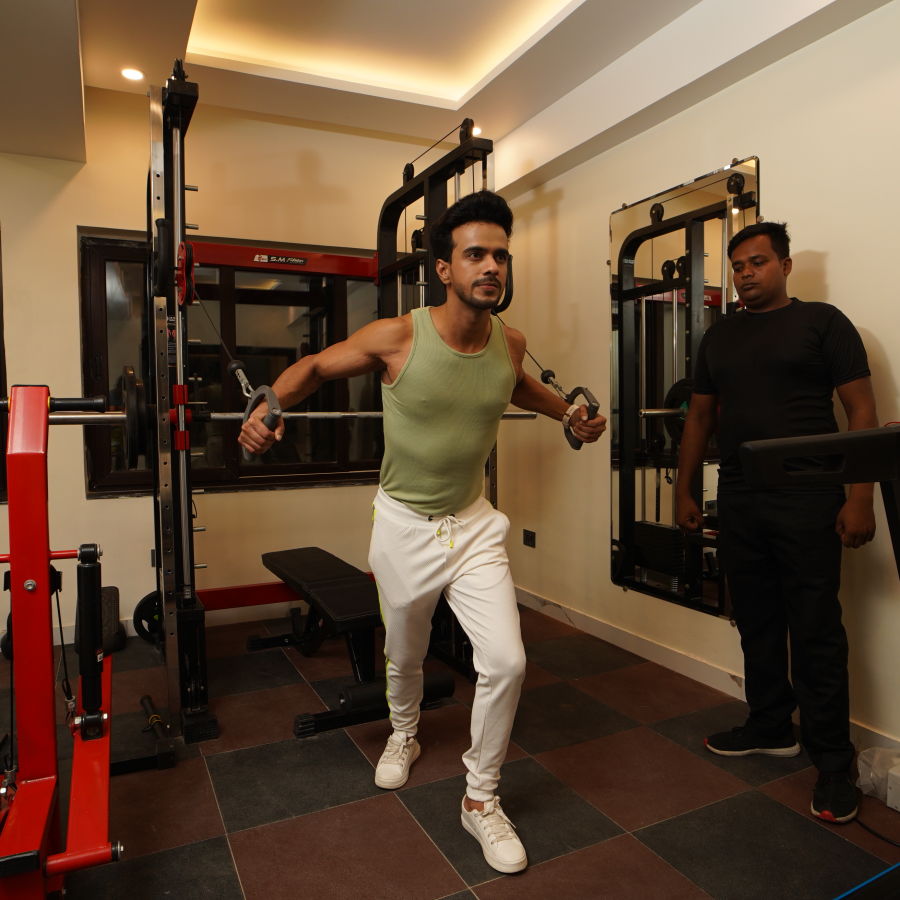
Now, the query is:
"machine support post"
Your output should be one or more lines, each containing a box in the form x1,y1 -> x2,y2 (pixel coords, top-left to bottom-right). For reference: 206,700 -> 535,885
75,544 -> 104,723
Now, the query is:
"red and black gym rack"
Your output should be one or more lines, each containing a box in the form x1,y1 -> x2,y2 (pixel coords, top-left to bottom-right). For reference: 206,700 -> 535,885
0,387 -> 123,895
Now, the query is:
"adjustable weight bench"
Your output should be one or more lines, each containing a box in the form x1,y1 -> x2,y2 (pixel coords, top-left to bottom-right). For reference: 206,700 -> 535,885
251,546 -> 453,737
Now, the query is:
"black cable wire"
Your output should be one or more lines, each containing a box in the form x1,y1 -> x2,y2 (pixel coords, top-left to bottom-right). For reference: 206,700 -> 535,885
407,120 -> 467,168
494,314 -> 566,399
855,816 -> 900,847
4,656 -> 13,773
195,298 -> 236,365
54,589 -> 74,712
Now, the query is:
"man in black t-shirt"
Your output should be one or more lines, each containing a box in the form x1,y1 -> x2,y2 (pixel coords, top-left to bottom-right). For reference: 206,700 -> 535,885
676,221 -> 877,825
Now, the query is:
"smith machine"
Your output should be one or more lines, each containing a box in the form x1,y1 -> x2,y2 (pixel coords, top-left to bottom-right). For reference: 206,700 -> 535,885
114,66 -> 543,740
611,158 -> 759,614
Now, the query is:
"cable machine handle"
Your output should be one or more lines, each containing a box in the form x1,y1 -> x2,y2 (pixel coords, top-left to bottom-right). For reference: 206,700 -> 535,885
564,386 -> 599,451
240,384 -> 283,463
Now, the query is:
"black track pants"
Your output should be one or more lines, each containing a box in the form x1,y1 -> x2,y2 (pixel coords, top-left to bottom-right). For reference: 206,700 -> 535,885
717,489 -> 853,773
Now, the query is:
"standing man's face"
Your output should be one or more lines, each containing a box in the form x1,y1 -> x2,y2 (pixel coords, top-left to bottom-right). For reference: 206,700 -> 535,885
436,221 -> 509,311
730,234 -> 792,311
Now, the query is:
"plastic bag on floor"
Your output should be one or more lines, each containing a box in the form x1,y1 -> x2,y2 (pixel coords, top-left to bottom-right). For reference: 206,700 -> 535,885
856,747 -> 900,802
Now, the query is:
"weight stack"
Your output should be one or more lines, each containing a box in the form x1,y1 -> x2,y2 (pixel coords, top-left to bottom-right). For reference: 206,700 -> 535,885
633,521 -> 689,578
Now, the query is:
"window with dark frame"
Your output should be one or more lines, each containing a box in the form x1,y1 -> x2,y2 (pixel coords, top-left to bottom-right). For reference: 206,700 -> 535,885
80,235 -> 383,496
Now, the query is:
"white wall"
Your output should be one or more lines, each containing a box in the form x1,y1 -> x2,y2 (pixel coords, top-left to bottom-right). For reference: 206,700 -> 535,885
498,0 -> 900,742
0,87 -> 425,627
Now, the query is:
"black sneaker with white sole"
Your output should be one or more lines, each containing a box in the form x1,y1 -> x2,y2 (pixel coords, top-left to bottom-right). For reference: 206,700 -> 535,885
705,724 -> 801,757
811,771 -> 858,823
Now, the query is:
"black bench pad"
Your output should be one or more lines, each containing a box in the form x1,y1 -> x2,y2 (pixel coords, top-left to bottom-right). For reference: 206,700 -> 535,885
262,547 -> 382,632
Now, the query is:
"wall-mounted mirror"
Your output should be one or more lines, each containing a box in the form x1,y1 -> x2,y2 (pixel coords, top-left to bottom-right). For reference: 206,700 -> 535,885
609,157 -> 760,614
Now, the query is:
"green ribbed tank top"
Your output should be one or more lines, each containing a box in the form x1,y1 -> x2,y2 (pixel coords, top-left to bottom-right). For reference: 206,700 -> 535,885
380,307 -> 516,516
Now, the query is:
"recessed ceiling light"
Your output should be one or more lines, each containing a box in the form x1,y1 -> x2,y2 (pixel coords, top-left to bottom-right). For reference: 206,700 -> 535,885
121,68 -> 144,81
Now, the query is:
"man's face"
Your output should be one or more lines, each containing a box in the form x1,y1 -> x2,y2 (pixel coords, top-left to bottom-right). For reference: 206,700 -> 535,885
436,221 -> 509,311
730,234 -> 792,311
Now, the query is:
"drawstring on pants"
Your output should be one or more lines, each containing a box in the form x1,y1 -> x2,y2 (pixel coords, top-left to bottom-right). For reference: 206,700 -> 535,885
432,514 -> 461,549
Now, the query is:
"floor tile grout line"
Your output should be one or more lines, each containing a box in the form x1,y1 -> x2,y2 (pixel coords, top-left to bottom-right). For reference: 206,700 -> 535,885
201,747 -> 249,899
395,788 -> 494,894
615,829 -> 716,899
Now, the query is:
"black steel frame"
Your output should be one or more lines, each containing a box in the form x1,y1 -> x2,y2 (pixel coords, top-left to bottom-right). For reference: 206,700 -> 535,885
376,131 -> 493,319
614,200 -> 729,614
146,64 -> 218,742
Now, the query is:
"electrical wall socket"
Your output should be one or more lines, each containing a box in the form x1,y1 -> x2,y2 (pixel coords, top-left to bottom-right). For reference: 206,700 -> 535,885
886,762 -> 900,813
523,529 -> 536,548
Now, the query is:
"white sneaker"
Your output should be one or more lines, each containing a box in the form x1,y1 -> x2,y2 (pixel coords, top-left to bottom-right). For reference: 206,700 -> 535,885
460,796 -> 528,874
374,732 -> 420,789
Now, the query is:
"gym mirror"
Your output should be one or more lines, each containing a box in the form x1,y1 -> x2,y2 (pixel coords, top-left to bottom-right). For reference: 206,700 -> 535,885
609,157 -> 760,614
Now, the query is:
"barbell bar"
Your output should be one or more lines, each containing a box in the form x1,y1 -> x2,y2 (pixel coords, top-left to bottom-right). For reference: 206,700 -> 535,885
50,410 -> 537,425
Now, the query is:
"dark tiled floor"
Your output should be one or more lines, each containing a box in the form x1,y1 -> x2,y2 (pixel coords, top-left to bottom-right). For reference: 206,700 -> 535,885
2,607 -> 899,899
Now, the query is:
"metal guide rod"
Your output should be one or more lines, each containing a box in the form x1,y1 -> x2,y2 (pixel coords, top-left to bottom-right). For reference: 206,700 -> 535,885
721,214 -> 729,313
640,408 -> 683,418
639,293 -> 647,521
672,259 -> 679,389
171,122 -> 194,591
49,410 -> 537,424
149,85 -> 182,722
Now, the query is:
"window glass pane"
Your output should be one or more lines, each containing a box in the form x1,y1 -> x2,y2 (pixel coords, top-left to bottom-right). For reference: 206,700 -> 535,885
235,301 -> 329,465
186,300 -> 228,467
235,271 -> 312,292
82,239 -> 381,493
106,260 -> 147,472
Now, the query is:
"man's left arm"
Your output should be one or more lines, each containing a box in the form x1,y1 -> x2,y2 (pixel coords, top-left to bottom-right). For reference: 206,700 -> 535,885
502,323 -> 606,443
835,376 -> 879,548
510,372 -> 607,444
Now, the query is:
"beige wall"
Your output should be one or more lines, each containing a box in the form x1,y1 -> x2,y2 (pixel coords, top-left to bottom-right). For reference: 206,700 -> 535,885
0,87 -> 425,629
0,1 -> 897,744
500,0 -> 900,742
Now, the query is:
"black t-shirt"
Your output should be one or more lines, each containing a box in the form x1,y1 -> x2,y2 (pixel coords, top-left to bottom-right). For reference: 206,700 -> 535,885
693,298 -> 870,489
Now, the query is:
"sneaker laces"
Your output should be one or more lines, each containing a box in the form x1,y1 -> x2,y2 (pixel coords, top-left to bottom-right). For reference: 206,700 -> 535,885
434,514 -> 461,548
381,732 -> 412,764
473,798 -> 517,845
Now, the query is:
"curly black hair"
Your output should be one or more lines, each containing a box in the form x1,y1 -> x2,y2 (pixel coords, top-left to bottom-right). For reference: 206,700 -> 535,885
429,191 -> 513,262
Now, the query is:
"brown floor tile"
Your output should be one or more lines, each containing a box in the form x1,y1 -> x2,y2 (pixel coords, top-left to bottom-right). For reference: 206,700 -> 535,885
518,605 -> 581,645
109,755 -> 224,858
537,726 -> 748,831
574,661 -> 732,724
201,683 -> 328,755
762,767 -> 900,865
110,664 -> 168,719
230,792 -> 466,900
474,833 -> 708,899
425,657 -> 476,706
522,659 -> 562,692
347,702 -> 527,790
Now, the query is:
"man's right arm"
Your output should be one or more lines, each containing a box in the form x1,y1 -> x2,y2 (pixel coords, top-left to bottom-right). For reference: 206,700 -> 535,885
675,393 -> 718,531
238,316 -> 409,454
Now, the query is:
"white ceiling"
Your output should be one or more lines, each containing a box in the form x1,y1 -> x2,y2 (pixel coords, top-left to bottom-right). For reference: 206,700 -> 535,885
1,0 -> 702,162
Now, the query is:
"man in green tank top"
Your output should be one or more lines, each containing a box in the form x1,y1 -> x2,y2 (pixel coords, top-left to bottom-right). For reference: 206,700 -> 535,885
240,191 -> 607,874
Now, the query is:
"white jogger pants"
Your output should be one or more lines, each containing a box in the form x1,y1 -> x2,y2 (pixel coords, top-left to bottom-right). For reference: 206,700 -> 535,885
368,487 -> 526,802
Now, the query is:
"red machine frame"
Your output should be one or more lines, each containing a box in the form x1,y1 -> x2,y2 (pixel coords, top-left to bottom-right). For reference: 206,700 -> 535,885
0,386 -> 119,897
